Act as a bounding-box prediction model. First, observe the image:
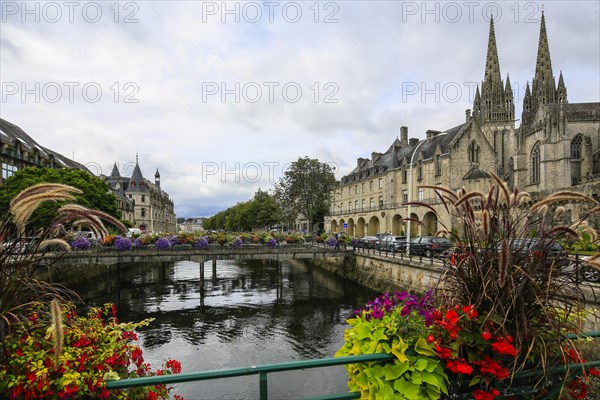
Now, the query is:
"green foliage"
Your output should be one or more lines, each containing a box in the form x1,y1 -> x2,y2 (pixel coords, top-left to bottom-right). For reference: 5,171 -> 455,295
203,189 -> 282,231
0,168 -> 120,232
274,157 -> 337,231
0,302 -> 183,399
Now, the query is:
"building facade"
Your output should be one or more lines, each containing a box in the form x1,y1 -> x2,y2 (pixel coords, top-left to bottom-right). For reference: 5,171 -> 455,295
326,13 -> 600,238
103,159 -> 177,233
0,118 -> 91,183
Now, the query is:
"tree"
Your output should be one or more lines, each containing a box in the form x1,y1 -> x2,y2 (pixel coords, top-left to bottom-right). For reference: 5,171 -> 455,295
274,157 -> 337,231
0,167 -> 121,233
202,189 -> 282,231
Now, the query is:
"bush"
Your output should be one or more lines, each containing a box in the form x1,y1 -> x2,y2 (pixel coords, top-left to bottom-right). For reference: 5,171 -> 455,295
0,302 -> 183,399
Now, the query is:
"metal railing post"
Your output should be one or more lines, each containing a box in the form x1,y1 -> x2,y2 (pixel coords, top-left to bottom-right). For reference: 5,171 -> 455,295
259,371 -> 268,400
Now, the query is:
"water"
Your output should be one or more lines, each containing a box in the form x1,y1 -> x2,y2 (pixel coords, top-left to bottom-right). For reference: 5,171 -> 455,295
64,259 -> 378,399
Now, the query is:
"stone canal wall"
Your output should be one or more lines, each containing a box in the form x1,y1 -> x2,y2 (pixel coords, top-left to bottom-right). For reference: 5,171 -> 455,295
302,252 -> 444,294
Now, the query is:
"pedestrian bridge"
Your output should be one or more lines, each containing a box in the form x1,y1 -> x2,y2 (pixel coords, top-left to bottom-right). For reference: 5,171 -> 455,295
49,245 -> 353,267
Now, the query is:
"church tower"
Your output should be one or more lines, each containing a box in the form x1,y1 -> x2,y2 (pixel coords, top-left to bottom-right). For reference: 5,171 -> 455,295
520,11 -> 567,135
472,15 -> 515,175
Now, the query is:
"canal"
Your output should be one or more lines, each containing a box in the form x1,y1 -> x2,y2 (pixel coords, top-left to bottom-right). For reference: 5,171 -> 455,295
61,258 -> 378,399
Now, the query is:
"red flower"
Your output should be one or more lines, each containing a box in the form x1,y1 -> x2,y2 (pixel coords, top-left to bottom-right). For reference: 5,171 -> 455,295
462,305 -> 478,319
435,344 -> 453,359
473,355 -> 509,380
446,359 -> 473,375
491,337 -> 517,357
445,309 -> 459,324
427,335 -> 435,343
166,359 -> 182,374
473,388 -> 500,400
482,331 -> 492,341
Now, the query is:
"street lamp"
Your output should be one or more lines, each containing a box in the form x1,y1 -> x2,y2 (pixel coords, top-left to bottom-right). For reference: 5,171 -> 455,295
406,133 -> 447,255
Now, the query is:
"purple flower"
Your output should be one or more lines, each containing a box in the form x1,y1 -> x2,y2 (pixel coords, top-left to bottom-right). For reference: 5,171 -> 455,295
372,308 -> 385,319
134,237 -> 143,247
351,238 -> 359,246
266,238 -> 277,249
327,237 -> 337,247
400,306 -> 411,316
155,237 -> 171,250
194,237 -> 209,249
114,236 -> 132,252
70,236 -> 90,250
233,237 -> 243,248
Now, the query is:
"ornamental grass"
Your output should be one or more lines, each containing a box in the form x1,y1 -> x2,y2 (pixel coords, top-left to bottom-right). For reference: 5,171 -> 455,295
338,174 -> 600,399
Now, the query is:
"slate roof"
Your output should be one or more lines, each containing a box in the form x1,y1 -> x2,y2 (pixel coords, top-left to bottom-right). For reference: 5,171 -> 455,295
0,118 -> 91,173
341,122 -> 467,184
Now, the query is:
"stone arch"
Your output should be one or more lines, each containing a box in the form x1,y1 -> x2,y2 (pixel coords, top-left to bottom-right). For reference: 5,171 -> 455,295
347,218 -> 355,237
330,220 -> 338,233
368,216 -> 380,235
356,217 -> 366,237
408,212 -> 419,237
392,214 -> 404,235
339,219 -> 345,234
423,212 -> 438,235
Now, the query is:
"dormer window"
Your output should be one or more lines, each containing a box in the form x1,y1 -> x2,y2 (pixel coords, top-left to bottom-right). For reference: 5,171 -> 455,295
130,181 -> 136,188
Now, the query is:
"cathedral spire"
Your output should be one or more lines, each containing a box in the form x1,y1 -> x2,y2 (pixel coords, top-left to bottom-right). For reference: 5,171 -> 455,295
532,11 -> 556,106
483,15 -> 502,93
473,15 -> 513,125
557,70 -> 568,103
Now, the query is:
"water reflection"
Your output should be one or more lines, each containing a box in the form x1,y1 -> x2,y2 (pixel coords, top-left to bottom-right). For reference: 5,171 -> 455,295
64,259 -> 377,399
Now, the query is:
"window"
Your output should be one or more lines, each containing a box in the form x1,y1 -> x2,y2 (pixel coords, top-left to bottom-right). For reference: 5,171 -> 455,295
378,195 -> 383,207
348,201 -> 352,211
355,185 -> 358,195
468,140 -> 480,164
402,167 -> 407,184
141,208 -> 146,217
130,181 -> 136,188
435,155 -> 442,176
1,163 -> 17,180
355,200 -> 358,210
142,195 -> 145,203
361,183 -> 365,193
403,190 -> 408,203
370,198 -> 374,208
418,188 -> 424,201
417,161 -> 423,181
531,144 -> 541,183
378,178 -> 383,189
370,180 -> 374,190
571,134 -> 583,160
361,199 -> 365,210
571,134 -> 583,184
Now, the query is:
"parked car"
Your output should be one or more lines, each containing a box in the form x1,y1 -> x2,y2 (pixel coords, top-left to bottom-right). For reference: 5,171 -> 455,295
4,237 -> 39,254
408,236 -> 452,257
379,236 -> 407,252
357,236 -> 380,249
503,238 -> 569,268
374,233 -> 392,240
74,231 -> 98,247
579,264 -> 600,282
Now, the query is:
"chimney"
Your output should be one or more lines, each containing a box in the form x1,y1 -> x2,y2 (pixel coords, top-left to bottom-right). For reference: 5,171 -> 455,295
400,126 -> 408,145
465,109 -> 471,122
409,138 -> 419,146
426,130 -> 441,139
372,152 -> 382,161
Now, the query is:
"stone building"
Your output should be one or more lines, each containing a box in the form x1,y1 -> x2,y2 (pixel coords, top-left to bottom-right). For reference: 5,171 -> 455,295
103,158 -> 177,233
0,118 -> 90,183
326,13 -> 600,237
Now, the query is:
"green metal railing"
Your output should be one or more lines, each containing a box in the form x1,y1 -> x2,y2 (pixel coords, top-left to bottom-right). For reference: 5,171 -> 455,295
105,332 -> 600,400
105,353 -> 392,400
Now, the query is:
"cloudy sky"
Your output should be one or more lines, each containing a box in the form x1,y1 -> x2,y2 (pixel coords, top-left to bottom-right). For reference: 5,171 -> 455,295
1,1 -> 599,217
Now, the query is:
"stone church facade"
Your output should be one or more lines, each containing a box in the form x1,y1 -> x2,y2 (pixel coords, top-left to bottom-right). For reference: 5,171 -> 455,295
325,13 -> 600,238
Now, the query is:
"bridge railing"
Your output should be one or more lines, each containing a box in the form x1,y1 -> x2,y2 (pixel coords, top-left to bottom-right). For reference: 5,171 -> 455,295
105,332 -> 600,399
